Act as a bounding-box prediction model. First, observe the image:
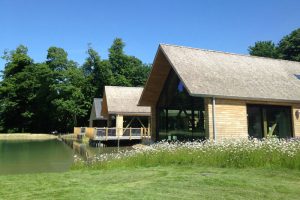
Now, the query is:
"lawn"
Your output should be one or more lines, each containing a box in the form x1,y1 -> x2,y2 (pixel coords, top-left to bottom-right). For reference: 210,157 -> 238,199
1,166 -> 300,200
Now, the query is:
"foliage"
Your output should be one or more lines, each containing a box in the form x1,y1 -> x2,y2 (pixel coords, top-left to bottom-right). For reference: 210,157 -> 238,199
73,138 -> 300,170
108,38 -> 151,86
248,41 -> 278,58
0,38 -> 151,133
277,28 -> 300,61
249,28 -> 300,61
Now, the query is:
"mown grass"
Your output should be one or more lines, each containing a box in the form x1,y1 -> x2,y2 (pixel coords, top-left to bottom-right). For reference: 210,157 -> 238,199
1,166 -> 300,200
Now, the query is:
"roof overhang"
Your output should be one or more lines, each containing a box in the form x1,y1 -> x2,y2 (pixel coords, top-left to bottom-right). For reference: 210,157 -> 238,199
138,45 -> 172,107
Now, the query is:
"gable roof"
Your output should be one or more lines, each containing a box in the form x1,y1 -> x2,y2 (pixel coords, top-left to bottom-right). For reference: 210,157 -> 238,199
139,44 -> 300,106
102,86 -> 151,117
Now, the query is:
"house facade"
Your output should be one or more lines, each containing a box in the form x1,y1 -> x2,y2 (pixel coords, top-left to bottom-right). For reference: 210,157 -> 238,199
138,44 -> 300,141
101,86 -> 151,136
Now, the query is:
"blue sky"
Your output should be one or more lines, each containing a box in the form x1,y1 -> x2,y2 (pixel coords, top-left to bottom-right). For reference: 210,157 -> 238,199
0,0 -> 299,71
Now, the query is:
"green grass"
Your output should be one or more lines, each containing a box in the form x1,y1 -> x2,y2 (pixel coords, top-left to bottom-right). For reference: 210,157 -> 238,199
73,139 -> 300,170
0,166 -> 300,200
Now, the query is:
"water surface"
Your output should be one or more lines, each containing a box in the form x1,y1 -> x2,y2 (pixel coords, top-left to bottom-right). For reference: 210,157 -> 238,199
0,139 -> 74,174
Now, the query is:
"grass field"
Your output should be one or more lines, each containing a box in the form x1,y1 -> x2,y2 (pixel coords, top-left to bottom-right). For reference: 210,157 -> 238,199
0,166 -> 300,200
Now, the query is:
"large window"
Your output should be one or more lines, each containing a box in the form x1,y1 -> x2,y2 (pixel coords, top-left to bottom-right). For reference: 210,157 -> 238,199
156,70 -> 205,141
247,105 -> 292,138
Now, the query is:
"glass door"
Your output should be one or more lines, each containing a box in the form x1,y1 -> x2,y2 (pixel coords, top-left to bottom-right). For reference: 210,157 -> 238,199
247,105 -> 292,138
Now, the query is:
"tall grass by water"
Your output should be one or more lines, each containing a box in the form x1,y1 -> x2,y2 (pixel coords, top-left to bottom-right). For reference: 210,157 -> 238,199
72,138 -> 300,170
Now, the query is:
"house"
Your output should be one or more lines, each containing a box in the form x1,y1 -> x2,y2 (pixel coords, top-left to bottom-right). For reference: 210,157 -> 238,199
101,86 -> 151,136
85,86 -> 151,142
138,44 -> 300,141
89,98 -> 107,127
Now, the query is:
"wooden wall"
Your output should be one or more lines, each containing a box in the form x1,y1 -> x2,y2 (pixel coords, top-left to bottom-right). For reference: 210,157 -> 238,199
205,98 -> 300,140
205,98 -> 248,140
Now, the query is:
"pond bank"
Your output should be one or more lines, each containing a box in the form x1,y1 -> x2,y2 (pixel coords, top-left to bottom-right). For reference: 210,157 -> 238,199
0,133 -> 57,140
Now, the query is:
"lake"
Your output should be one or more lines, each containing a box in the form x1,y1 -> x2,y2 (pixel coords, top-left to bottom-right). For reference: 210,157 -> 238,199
0,139 -> 74,174
0,138 -> 133,175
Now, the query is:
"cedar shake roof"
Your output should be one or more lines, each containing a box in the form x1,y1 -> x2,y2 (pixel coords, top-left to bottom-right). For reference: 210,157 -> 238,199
101,86 -> 151,117
139,44 -> 300,106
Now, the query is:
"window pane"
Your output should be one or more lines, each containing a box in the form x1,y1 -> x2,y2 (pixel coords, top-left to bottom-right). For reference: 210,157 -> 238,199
247,106 -> 263,138
158,109 -> 167,140
266,106 -> 292,138
156,69 -> 205,141
247,105 -> 292,139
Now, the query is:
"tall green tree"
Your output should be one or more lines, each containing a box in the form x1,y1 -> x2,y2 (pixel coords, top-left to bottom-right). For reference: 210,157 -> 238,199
108,38 -> 151,86
0,45 -> 37,132
248,41 -> 278,58
277,28 -> 300,62
46,47 -> 90,132
108,38 -> 131,86
82,46 -> 114,97
248,28 -> 300,62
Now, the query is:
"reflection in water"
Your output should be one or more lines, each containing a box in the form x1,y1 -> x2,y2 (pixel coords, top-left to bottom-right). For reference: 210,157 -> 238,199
0,139 -> 74,174
71,140 -> 133,161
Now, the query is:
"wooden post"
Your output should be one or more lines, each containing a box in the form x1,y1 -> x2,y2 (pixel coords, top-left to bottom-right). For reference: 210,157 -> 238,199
141,127 -> 143,137
105,127 -> 108,141
116,115 -> 124,136
130,127 -> 132,140
263,109 -> 268,137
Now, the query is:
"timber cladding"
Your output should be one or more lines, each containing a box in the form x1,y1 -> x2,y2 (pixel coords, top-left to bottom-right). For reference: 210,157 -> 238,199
206,98 -> 248,140
205,98 -> 300,139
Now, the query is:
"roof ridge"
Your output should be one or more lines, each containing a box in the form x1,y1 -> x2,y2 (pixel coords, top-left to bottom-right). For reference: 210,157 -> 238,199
159,43 -> 300,64
105,85 -> 144,89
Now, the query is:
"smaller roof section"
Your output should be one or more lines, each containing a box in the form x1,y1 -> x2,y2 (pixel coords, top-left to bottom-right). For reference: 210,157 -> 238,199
90,98 -> 106,120
102,86 -> 151,117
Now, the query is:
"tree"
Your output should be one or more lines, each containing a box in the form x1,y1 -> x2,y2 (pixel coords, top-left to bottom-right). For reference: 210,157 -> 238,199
82,46 -> 114,97
277,28 -> 300,62
108,38 -> 151,86
248,28 -> 300,62
0,45 -> 43,132
248,41 -> 278,58
0,39 -> 151,133
46,47 -> 90,132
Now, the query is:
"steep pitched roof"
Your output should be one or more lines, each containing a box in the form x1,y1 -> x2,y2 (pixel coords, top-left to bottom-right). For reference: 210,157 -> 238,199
139,44 -> 300,106
102,86 -> 151,117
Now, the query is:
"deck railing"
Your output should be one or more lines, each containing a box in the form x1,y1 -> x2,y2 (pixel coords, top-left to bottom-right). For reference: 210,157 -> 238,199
73,127 -> 86,135
74,126 -> 150,141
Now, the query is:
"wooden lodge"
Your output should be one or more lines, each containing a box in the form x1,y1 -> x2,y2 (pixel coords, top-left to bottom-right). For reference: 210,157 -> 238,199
82,86 -> 151,142
138,44 -> 300,141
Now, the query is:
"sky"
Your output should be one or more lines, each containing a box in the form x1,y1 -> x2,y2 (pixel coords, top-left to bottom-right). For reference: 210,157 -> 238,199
0,0 -> 300,71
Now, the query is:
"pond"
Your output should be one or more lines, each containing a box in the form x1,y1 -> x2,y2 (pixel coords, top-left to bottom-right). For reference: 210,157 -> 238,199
0,139 -> 74,174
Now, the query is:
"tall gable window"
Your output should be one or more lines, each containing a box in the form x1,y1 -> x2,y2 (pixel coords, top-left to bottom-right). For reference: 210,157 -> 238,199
156,69 -> 205,141
295,74 -> 300,80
